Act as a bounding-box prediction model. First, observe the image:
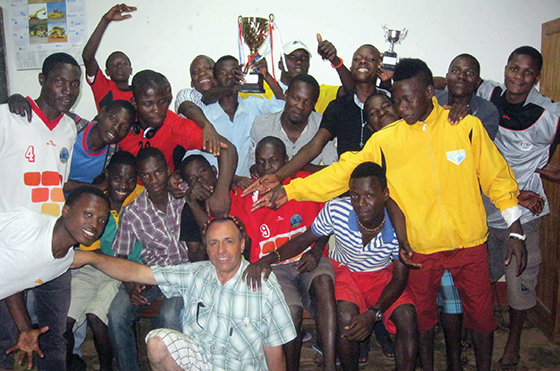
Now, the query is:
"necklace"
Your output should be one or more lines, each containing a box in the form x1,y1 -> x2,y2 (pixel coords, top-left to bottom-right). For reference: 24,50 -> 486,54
355,94 -> 367,148
357,214 -> 385,233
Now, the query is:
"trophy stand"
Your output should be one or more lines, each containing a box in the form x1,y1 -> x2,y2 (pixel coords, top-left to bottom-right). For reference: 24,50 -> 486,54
382,25 -> 408,71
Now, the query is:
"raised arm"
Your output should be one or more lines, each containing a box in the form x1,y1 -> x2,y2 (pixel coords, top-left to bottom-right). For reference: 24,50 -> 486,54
82,4 -> 136,77
205,136 -> 237,218
72,251 -> 157,285
316,33 -> 354,97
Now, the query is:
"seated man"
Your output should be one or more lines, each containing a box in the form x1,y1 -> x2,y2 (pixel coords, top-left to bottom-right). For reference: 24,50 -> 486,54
117,69 -> 236,217
64,151 -> 143,371
179,137 -> 337,371
250,74 -> 338,174
245,162 -> 418,371
0,186 -> 109,369
73,216 -> 297,371
108,148 -> 189,371
191,55 -> 284,182
64,99 -> 136,193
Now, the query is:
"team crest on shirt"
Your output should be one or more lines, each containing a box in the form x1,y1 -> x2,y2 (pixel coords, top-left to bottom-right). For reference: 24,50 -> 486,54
519,141 -> 533,152
290,214 -> 302,228
59,147 -> 70,164
446,149 -> 466,165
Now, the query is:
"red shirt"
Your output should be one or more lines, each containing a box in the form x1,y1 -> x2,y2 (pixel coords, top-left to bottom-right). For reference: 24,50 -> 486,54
118,110 -> 203,170
230,172 -> 324,263
88,69 -> 134,111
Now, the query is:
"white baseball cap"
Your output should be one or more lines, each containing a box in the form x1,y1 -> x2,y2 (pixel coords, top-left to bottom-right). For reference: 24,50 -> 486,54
283,40 -> 312,58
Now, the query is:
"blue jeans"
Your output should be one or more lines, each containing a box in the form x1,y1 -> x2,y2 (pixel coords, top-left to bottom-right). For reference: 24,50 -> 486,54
0,270 -> 71,370
108,285 -> 183,371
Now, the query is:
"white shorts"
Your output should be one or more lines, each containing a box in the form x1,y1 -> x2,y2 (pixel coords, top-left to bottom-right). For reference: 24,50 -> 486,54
145,328 -> 211,371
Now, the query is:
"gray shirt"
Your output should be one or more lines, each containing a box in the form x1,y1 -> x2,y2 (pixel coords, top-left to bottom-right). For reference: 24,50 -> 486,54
250,110 -> 338,169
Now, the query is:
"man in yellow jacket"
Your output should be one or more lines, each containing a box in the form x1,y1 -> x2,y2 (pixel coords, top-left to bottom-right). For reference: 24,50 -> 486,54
246,59 -> 527,371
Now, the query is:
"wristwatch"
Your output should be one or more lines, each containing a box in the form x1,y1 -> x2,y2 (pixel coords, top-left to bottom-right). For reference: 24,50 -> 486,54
368,307 -> 383,322
509,232 -> 527,241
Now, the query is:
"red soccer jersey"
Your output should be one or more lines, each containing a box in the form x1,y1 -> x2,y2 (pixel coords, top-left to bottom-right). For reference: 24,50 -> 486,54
230,172 -> 324,263
118,110 -> 204,170
88,69 -> 134,112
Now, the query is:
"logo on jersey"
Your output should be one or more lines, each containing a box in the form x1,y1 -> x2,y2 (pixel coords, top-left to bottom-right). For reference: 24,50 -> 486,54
519,141 -> 533,152
59,147 -> 70,164
290,214 -> 302,228
46,140 -> 56,147
446,149 -> 466,165
260,224 -> 270,238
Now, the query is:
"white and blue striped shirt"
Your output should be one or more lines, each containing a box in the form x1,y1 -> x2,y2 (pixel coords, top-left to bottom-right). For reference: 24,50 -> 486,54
311,197 -> 399,273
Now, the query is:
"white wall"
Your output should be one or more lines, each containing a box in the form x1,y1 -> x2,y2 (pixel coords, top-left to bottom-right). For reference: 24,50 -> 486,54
2,0 -> 560,121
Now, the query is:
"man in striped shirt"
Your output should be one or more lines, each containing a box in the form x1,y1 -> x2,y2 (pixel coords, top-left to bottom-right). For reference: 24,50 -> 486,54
244,162 -> 417,371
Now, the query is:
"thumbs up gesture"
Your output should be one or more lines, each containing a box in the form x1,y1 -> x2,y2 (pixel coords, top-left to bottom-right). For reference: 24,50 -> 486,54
316,33 -> 338,63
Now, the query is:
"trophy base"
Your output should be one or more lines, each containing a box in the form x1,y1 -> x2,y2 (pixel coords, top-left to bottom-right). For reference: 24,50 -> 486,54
236,83 -> 265,94
382,51 -> 397,71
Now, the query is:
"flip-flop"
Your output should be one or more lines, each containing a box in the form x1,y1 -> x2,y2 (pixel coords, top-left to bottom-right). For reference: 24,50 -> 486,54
376,335 -> 395,359
493,359 -> 519,370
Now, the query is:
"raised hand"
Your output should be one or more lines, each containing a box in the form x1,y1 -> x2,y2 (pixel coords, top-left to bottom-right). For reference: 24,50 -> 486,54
316,33 -> 338,63
104,3 -> 137,22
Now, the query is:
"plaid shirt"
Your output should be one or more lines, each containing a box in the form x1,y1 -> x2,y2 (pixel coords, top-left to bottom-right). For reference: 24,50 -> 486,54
113,191 -> 189,266
152,259 -> 296,370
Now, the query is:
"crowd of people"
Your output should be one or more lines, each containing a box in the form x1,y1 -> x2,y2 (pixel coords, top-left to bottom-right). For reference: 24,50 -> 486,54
0,3 -> 559,371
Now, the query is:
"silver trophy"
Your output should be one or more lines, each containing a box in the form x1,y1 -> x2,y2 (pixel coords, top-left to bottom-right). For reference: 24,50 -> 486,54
382,25 -> 408,71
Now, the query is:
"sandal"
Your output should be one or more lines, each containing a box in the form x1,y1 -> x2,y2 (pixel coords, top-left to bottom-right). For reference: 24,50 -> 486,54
493,359 -> 519,370
376,335 -> 395,359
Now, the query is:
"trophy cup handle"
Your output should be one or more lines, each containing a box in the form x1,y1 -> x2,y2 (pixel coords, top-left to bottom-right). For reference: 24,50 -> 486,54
382,24 -> 389,39
238,15 -> 243,23
399,27 -> 408,43
269,13 -> 274,22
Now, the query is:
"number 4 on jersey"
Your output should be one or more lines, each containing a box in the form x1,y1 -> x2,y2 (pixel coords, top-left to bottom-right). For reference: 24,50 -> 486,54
25,145 -> 35,162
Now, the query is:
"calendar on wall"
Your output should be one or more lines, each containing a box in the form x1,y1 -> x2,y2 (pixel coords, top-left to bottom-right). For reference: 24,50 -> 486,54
10,0 -> 86,70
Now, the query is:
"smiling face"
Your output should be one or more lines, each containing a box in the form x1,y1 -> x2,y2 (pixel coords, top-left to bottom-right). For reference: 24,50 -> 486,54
133,85 -> 170,129
106,52 -> 132,83
349,176 -> 388,227
364,94 -> 399,132
107,163 -> 137,208
38,62 -> 81,116
206,220 -> 245,284
504,53 -> 540,104
190,56 -> 215,93
284,49 -> 310,79
350,46 -> 380,83
62,193 -> 109,246
392,76 -> 434,125
96,105 -> 134,145
446,56 -> 480,99
137,156 -> 170,198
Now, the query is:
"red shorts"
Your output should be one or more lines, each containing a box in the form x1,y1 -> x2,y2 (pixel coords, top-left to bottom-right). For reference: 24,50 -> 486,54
407,244 -> 497,333
331,260 -> 415,334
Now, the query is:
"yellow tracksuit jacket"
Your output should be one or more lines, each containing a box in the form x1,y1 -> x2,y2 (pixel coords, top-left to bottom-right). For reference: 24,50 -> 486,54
285,97 -> 519,254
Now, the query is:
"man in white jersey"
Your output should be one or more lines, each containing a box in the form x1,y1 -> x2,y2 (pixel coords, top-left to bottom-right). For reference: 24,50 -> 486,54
244,162 -> 418,371
477,46 -> 560,369
0,52 -> 81,371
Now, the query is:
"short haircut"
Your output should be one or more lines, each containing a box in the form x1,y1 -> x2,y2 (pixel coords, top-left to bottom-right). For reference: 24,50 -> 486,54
214,55 -> 239,77
65,185 -> 110,208
508,46 -> 543,74
42,52 -> 80,77
393,58 -> 434,87
132,70 -> 167,99
136,147 -> 166,169
355,44 -> 380,55
364,92 -> 393,107
450,53 -> 481,75
350,162 -> 387,189
203,216 -> 247,242
287,74 -> 320,102
107,151 -> 136,173
191,55 -> 215,69
99,99 -> 136,118
105,51 -> 132,69
178,154 -> 211,176
256,136 -> 287,158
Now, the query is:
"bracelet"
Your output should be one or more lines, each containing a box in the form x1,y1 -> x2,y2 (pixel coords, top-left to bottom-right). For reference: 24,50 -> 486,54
272,250 -> 281,263
331,57 -> 343,69
509,232 -> 527,241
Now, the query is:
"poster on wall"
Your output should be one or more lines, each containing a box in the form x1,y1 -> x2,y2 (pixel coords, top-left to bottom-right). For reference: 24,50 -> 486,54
10,0 -> 86,70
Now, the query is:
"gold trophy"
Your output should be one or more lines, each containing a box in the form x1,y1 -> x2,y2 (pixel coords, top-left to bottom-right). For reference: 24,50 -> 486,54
237,14 -> 274,93
382,25 -> 408,71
